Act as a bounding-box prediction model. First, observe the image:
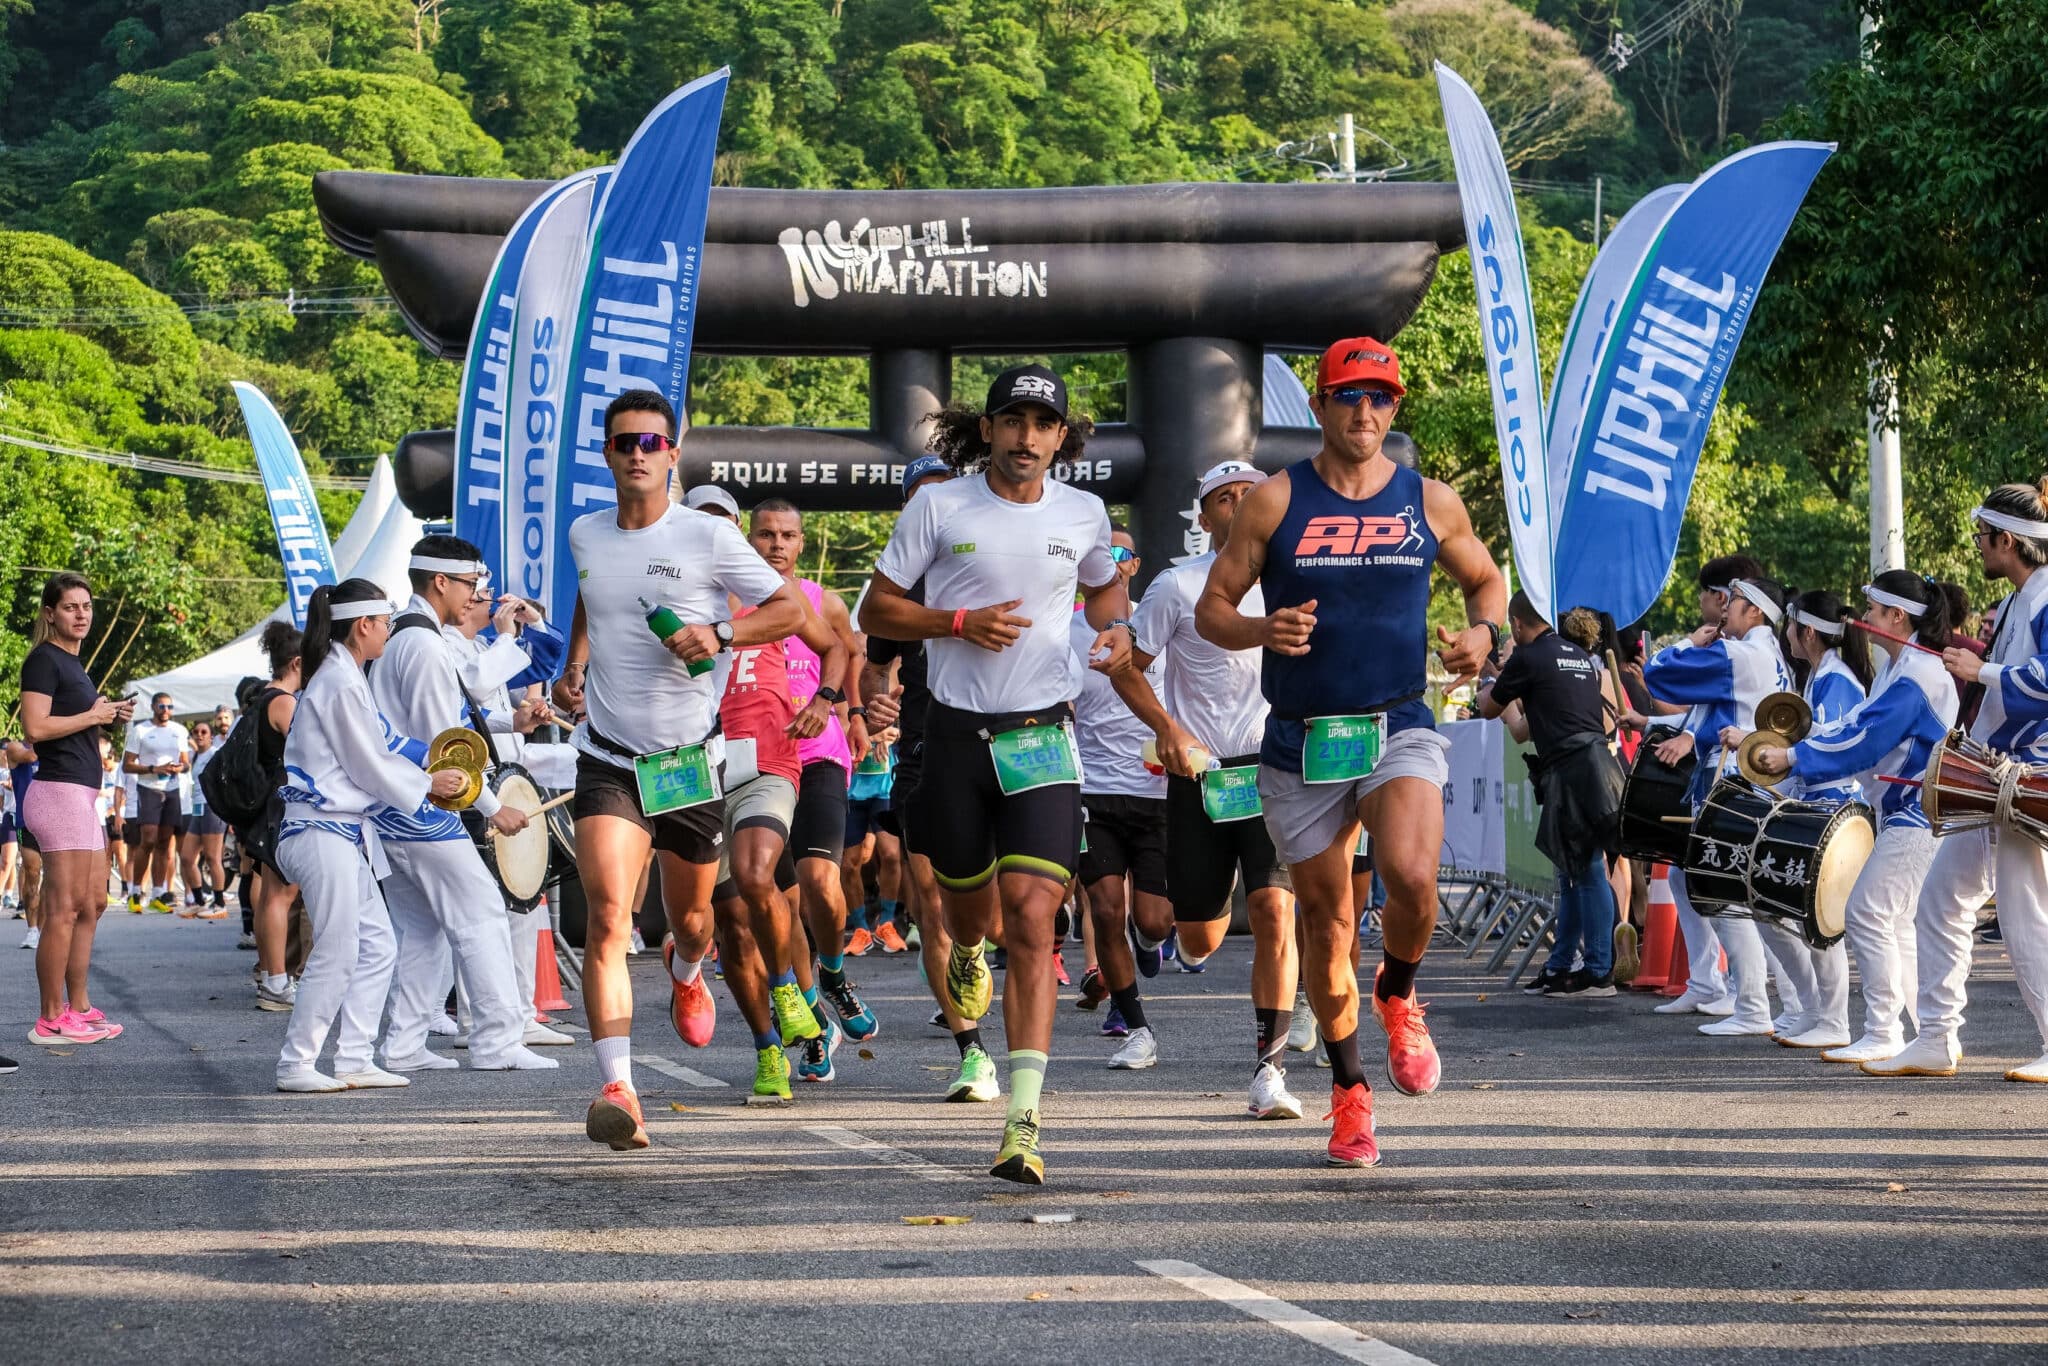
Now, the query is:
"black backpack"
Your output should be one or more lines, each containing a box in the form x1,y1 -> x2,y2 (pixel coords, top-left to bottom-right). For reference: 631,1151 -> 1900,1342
202,692 -> 282,829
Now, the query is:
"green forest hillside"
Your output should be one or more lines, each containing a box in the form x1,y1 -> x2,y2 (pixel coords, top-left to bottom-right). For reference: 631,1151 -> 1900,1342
0,0 -> 2041,703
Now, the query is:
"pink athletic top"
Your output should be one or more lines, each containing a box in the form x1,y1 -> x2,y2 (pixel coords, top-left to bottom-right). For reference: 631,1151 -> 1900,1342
787,578 -> 852,772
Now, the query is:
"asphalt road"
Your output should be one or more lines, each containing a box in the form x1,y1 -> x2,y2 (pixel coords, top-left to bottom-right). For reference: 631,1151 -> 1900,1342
4,905 -> 2046,1364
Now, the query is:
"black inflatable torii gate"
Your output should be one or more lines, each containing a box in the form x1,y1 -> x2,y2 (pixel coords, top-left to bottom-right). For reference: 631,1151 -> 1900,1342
312,172 -> 1465,583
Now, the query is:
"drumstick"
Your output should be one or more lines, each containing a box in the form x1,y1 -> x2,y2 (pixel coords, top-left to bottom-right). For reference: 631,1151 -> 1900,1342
1847,619 -> 1943,657
490,788 -> 576,835
1660,815 -> 1694,824
1874,774 -> 1920,787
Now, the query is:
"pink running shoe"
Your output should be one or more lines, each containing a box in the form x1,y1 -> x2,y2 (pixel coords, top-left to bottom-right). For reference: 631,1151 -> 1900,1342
72,1007 -> 124,1040
1324,1083 -> 1380,1167
1371,966 -> 1441,1097
28,1012 -> 112,1046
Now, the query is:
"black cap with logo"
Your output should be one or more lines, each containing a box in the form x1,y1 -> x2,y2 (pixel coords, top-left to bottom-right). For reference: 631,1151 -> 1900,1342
984,364 -> 1069,422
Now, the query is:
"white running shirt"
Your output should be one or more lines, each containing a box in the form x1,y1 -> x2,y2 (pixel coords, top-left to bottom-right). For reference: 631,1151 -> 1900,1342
1069,608 -> 1166,798
568,503 -> 786,769
874,471 -> 1116,714
1131,551 -> 1270,759
125,718 -> 189,793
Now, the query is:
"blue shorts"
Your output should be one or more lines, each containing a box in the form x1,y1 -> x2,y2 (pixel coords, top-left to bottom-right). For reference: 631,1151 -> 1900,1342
845,795 -> 891,847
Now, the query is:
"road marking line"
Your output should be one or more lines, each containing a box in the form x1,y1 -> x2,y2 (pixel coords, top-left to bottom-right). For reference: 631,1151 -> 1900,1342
804,1124 -> 968,1183
637,1052 -> 729,1088
1137,1260 -> 1438,1365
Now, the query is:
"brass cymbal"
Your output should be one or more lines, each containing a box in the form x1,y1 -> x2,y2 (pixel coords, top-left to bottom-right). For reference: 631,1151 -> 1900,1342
426,726 -> 487,811
1755,691 -> 1812,744
1736,728 -> 1793,789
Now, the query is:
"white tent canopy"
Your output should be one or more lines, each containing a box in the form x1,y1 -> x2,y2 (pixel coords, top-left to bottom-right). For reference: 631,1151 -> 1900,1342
126,456 -> 420,715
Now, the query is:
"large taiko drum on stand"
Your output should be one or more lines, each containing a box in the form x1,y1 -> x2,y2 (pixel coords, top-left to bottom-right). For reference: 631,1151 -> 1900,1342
1920,730 -> 2048,850
1619,727 -> 1697,865
1682,776 -> 1871,949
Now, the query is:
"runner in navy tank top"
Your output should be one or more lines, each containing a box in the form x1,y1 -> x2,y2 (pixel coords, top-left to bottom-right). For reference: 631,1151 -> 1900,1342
1194,336 -> 1505,1169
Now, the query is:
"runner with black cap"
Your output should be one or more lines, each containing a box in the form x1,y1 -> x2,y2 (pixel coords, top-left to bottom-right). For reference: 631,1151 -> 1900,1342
861,364 -> 1132,1183
1195,337 -> 1505,1168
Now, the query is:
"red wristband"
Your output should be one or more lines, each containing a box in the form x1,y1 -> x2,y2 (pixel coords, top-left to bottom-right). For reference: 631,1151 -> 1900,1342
950,608 -> 968,638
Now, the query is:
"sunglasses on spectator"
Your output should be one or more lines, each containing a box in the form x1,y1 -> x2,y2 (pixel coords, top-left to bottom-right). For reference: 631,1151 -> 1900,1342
607,432 -> 677,455
1110,547 -> 1136,564
1320,385 -> 1399,410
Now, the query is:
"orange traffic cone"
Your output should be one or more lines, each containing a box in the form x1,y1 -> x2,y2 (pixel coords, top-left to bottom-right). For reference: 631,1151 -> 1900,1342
534,898 -> 571,1014
1662,903 -> 1694,997
1631,864 -> 1679,992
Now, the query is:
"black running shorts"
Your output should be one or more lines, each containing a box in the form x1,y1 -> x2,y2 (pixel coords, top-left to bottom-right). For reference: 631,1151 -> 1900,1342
908,702 -> 1082,890
1078,792 -> 1169,898
789,760 -> 848,865
1164,756 -> 1292,922
572,752 -> 725,865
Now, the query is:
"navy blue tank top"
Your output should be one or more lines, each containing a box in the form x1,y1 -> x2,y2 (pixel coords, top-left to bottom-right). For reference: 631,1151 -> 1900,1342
1260,458 -> 1437,772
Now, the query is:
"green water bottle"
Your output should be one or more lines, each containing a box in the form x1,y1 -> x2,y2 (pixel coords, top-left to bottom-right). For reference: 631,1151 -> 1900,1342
641,596 -> 713,676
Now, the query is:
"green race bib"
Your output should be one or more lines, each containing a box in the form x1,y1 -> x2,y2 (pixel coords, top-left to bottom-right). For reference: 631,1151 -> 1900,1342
634,743 -> 720,816
1200,764 -> 1264,823
854,747 -> 891,777
988,724 -> 1080,796
1302,714 -> 1385,785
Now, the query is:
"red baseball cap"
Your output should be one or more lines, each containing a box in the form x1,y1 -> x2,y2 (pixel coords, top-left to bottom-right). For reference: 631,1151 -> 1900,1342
1316,337 -> 1405,397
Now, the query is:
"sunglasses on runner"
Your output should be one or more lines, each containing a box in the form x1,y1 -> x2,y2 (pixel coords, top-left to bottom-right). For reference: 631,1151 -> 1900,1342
606,431 -> 677,456
1320,385 -> 1400,410
1110,546 -> 1136,564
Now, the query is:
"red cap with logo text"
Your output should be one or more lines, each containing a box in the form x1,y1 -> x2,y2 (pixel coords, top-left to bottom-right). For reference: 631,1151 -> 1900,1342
1316,338 -> 1405,397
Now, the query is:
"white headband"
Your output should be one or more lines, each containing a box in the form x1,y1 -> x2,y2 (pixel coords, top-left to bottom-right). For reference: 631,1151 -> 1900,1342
1792,609 -> 1844,636
409,555 -> 487,577
1862,583 -> 1928,616
1971,505 -> 2048,539
329,598 -> 397,621
1731,579 -> 1782,624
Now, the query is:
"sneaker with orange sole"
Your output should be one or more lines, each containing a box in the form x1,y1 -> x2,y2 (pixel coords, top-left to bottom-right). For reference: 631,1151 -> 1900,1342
844,926 -> 877,957
196,906 -> 229,921
1370,966 -> 1441,1096
874,921 -> 909,954
663,939 -> 716,1048
586,1081 -> 650,1150
1324,1082 -> 1379,1166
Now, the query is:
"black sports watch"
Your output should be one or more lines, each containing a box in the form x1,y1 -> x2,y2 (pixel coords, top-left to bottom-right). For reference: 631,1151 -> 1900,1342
712,620 -> 735,650
816,684 -> 846,705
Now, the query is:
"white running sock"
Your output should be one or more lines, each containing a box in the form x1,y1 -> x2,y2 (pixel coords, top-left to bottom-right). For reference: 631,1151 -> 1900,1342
593,1035 -> 633,1088
670,953 -> 703,986
263,973 -> 289,993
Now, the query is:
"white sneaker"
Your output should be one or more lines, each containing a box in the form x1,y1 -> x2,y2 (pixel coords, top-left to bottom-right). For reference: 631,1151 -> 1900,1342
425,1014 -> 461,1037
1699,1016 -> 1775,1037
2005,1052 -> 2048,1083
1247,1061 -> 1302,1120
20,927 -> 39,950
472,1045 -> 560,1071
236,931 -> 257,950
255,982 -> 296,1012
1822,1034 -> 1903,1064
1778,1025 -> 1851,1050
1315,1031 -> 1331,1068
1108,1026 -> 1158,1070
1286,996 -> 1316,1051
335,1065 -> 411,1089
523,1022 -> 575,1047
1859,1034 -> 1961,1077
628,929 -> 647,956
383,1050 -> 459,1072
276,1067 -> 346,1093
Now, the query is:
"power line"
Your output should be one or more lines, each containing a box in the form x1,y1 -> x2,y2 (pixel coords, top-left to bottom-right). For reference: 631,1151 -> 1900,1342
0,422 -> 370,490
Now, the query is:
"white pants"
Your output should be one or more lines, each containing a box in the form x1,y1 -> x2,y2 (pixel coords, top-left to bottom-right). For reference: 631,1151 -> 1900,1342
1807,938 -> 1850,1035
1716,913 -> 1774,1029
1842,823 -> 1931,1044
1914,827 -> 2048,1050
276,827 -> 397,1077
454,903 -> 542,1026
1666,868 -> 1729,999
382,838 -> 527,1067
1756,919 -> 1814,1019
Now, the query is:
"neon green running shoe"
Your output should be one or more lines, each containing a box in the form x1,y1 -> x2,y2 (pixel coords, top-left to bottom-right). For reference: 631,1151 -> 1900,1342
945,940 -> 992,1022
771,983 -> 823,1044
753,1045 -> 792,1103
946,1044 -> 1000,1103
990,1110 -> 1043,1185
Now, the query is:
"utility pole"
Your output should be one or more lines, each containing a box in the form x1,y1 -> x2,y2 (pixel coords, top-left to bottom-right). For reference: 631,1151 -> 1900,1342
1862,10 -> 1904,573
1339,113 -> 1356,181
1592,175 -> 1603,250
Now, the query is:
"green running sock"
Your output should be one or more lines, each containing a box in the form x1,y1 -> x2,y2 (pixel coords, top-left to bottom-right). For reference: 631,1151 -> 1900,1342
1007,1049 -> 1048,1121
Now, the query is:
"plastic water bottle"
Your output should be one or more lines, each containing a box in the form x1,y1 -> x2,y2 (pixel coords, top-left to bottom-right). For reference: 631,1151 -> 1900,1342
641,596 -> 713,676
1142,738 -> 1218,775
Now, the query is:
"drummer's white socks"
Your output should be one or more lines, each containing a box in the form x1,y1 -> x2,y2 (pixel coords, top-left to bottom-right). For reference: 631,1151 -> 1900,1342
263,973 -> 289,994
594,1035 -> 632,1088
669,952 -> 702,987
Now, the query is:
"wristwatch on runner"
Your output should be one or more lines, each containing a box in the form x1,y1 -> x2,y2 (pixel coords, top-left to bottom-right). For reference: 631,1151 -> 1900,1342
816,684 -> 846,705
712,620 -> 735,651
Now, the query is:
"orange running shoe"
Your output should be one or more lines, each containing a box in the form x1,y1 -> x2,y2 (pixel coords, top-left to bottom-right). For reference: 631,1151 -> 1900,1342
586,1081 -> 650,1150
663,939 -> 716,1047
1324,1082 -> 1379,1167
875,921 -> 909,954
1371,965 -> 1441,1096
845,926 -> 877,957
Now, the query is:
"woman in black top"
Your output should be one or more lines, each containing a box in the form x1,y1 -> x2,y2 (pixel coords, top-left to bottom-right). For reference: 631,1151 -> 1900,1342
244,620 -> 303,1006
18,572 -> 134,1045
